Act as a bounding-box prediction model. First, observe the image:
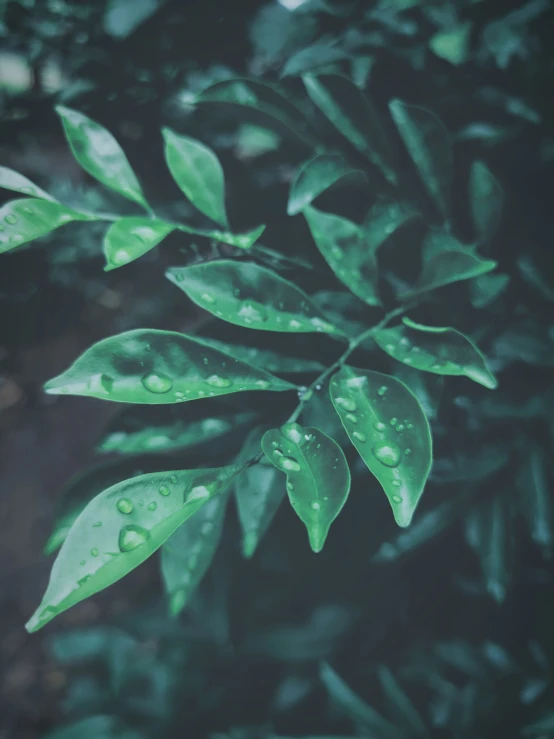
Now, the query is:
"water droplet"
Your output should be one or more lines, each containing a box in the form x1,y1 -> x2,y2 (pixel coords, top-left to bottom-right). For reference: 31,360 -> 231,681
206,374 -> 232,388
373,421 -> 386,432
159,484 -> 170,496
201,521 -> 213,535
99,373 -> 114,393
385,343 -> 395,352
345,413 -> 357,424
112,248 -> 132,265
372,441 -> 402,467
255,379 -> 270,389
392,494 -> 402,503
311,501 -> 321,511
280,422 -> 305,445
399,337 -> 410,346
406,422 -> 413,429
396,424 -> 405,432
5,214 -> 18,225
278,456 -> 301,472
335,396 -> 356,412
311,317 -> 333,333
274,449 -> 283,457
91,547 -> 99,557
117,498 -> 133,514
148,501 -> 157,511
119,524 -> 149,552
331,245 -> 343,260
288,318 -> 302,329
377,385 -> 388,396
80,559 -> 86,566
175,391 -> 185,400
390,417 -> 398,426
188,484 -> 212,501
142,372 -> 173,394
404,448 -> 412,456
170,474 -> 178,484
237,299 -> 267,323
391,480 -> 401,488
201,293 -> 216,304
93,521 -> 102,528
287,481 -> 295,492
352,430 -> 366,442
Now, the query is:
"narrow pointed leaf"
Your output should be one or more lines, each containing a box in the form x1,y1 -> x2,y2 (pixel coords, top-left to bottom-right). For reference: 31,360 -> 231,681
329,366 -> 432,527
262,423 -> 351,552
161,490 -> 229,616
377,666 -> 427,736
374,317 -> 497,389
56,105 -> 147,208
194,337 -> 324,374
469,160 -> 503,244
517,443 -> 553,552
43,329 -> 295,403
178,222 -> 265,249
167,260 -> 342,335
287,153 -> 366,216
303,74 -> 396,184
103,217 -> 173,270
389,99 -> 452,220
364,199 -> 419,254
0,198 -> 94,253
401,249 -> 497,298
303,205 -> 380,307
26,464 -> 241,632
162,129 -> 228,227
0,166 -> 56,201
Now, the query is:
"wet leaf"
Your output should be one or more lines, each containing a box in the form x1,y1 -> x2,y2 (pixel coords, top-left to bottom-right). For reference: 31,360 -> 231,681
401,246 -> 497,298
103,217 -> 173,270
195,337 -> 324,374
389,99 -> 452,220
329,366 -> 432,527
0,198 -> 94,253
26,464 -> 241,632
363,199 -> 419,254
167,260 -> 342,335
470,273 -> 510,308
56,105 -> 147,208
161,490 -> 229,616
303,74 -> 396,184
0,166 -> 56,201
282,42 -> 351,77
262,423 -> 351,552
303,205 -> 380,307
43,329 -> 295,403
287,153 -> 366,216
517,443 -> 553,553
374,316 -> 497,389
378,666 -> 427,736
162,129 -> 228,227
469,161 -> 504,244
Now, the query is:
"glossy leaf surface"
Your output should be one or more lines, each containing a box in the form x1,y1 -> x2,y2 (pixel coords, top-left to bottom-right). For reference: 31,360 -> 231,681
469,160 -> 503,243
303,205 -> 380,307
287,153 -> 366,216
167,260 -> 341,335
389,99 -> 452,219
330,366 -> 432,527
0,198 -> 93,253
262,423 -> 351,552
103,217 -> 174,270
374,317 -> 497,389
303,74 -> 396,184
364,199 -> 419,254
401,247 -> 497,298
26,464 -> 241,632
161,490 -> 229,615
56,105 -> 147,207
0,166 -> 55,201
195,337 -> 324,374
162,128 -> 228,227
43,329 -> 294,403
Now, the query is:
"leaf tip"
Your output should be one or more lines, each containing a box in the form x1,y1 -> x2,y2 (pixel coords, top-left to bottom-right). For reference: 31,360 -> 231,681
308,528 -> 327,553
242,531 -> 258,558
169,588 -> 187,618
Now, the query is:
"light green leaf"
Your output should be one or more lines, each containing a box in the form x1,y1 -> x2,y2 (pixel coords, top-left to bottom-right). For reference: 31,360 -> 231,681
167,260 -> 342,335
282,43 -> 351,78
43,328 -> 295,403
374,316 -> 497,389
329,366 -> 432,527
364,199 -> 419,254
262,423 -> 351,552
161,490 -> 229,616
287,153 -> 366,216
377,666 -> 427,736
429,22 -> 472,65
303,74 -> 396,184
401,247 -> 497,298
303,205 -> 381,307
469,160 -> 504,243
179,222 -> 265,250
162,128 -> 228,227
0,198 -> 94,253
389,99 -> 452,220
469,272 -> 510,308
103,217 -> 174,270
517,443 -> 553,553
195,337 -> 325,374
56,105 -> 147,208
26,464 -> 241,632
0,166 -> 56,201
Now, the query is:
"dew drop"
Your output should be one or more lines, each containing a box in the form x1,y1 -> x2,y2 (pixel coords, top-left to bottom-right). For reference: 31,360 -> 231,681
5,214 -> 18,225
311,501 -> 321,511
91,547 -> 99,557
201,521 -> 213,535
372,441 -> 402,467
93,521 -> 102,528
287,481 -> 295,492
80,560 -> 86,566
390,417 -> 398,426
118,524 -> 150,552
385,344 -> 395,352
396,424 -> 405,432
278,456 -> 301,472
159,484 -> 170,496
206,374 -> 232,388
112,248 -> 132,266
201,292 -> 216,304
406,422 -> 413,430
117,498 -> 133,514
373,421 -> 386,432
404,448 -> 412,456
142,372 -> 173,394
335,396 -> 356,412
392,495 -> 403,503
288,318 -> 302,329
148,501 -> 157,511
170,474 -> 178,484
280,422 -> 305,445
352,430 -> 366,442
345,413 -> 357,424
377,385 -> 388,396
391,480 -> 401,488
188,484 -> 212,501
238,299 -> 268,323
255,379 -> 270,389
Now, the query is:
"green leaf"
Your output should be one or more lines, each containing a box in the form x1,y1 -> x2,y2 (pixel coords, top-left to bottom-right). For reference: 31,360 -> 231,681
303,205 -> 381,307
303,74 -> 396,184
329,366 -> 432,527
469,160 -> 504,243
287,153 -> 366,216
389,99 -> 452,220
178,222 -> 265,250
401,246 -> 497,298
161,490 -> 229,616
234,426 -> 286,557
25,464 -> 241,632
43,328 -> 295,403
374,317 -> 497,389
282,43 -> 351,77
194,337 -> 325,374
469,273 -> 510,308
0,198 -> 93,253
377,666 -> 427,736
391,364 -> 444,420
103,217 -> 174,270
517,443 -> 553,553
55,105 -> 147,208
429,22 -> 472,65
0,166 -> 56,201
363,199 -> 419,254
262,423 -> 351,552
162,129 -> 228,227
167,260 -> 342,335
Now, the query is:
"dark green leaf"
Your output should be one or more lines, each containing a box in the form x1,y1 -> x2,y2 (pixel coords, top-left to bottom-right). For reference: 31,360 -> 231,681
26,464 -> 241,632
287,153 -> 366,216
469,273 -> 510,308
282,43 -> 351,77
303,205 -> 380,307
0,198 -> 93,253
517,254 -> 554,302
43,329 -> 295,403
492,321 -> 554,368
391,364 -> 444,420
329,366 -> 432,527
162,128 -> 228,227
194,337 -> 325,374
389,99 -> 452,220
45,715 -> 144,739
167,260 -> 342,335
469,161 -> 504,243
304,74 -> 396,184
374,317 -> 497,389
377,666 -> 427,736
429,23 -> 472,65
103,217 -> 174,270
401,246 -> 497,298
104,0 -> 162,38
262,423 -> 351,552
0,166 -> 56,201
56,105 -> 147,208
363,199 -> 419,254
517,443 -> 553,553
